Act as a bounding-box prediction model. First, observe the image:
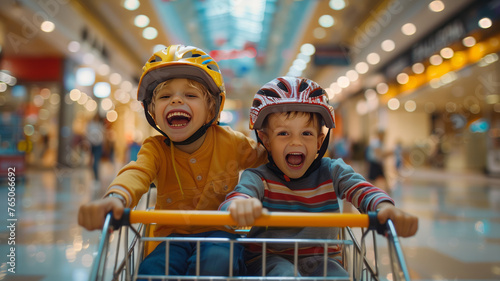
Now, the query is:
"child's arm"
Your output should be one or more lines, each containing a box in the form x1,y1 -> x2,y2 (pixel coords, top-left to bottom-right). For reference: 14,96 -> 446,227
219,169 -> 266,226
376,202 -> 418,237
227,197 -> 263,226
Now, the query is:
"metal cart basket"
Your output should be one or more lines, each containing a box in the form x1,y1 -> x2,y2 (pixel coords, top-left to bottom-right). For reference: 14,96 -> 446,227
89,202 -> 411,281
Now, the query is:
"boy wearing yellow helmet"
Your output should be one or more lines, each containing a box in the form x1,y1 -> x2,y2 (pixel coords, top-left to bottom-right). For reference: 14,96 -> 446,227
78,45 -> 267,278
219,76 -> 418,278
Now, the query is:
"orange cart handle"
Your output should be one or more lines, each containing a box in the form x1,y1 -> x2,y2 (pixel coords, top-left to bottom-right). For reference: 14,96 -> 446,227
110,209 -> 381,229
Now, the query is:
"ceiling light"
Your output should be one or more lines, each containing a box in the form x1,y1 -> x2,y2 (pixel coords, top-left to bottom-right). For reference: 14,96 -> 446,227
94,82 -> 111,98
429,54 -> 443,65
134,15 -> 150,28
429,1 -> 445,12
297,53 -> 311,63
478,17 -> 492,29
376,82 -> 388,94
110,73 -> 122,85
396,73 -> 409,84
97,64 -> 110,76
85,99 -> 97,111
41,21 -> 55,32
404,100 -> 417,112
123,0 -> 140,11
313,27 -> 326,39
329,82 -> 342,94
440,47 -> 454,59
68,41 -> 80,53
401,23 -> 416,36
412,63 -> 425,74
388,98 -> 400,110
76,68 -> 95,86
462,36 -> 476,47
121,81 -> 133,92
366,53 -> 380,65
69,89 -> 82,101
293,59 -> 307,71
106,110 -> 118,122
142,27 -> 158,40
83,53 -> 95,64
381,40 -> 395,52
346,70 -> 359,81
364,89 -> 377,100
329,0 -> 346,10
319,15 -> 335,28
337,76 -> 350,88
355,62 -> 369,74
78,93 -> 88,105
300,43 -> 316,56
101,98 -> 114,110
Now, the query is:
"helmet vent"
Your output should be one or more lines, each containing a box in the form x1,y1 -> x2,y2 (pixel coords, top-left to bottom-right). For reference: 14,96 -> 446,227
207,64 -> 219,72
150,55 -> 162,63
277,82 -> 288,92
309,89 -> 325,98
299,81 -> 308,92
258,89 -> 280,98
182,51 -> 202,58
252,99 -> 262,107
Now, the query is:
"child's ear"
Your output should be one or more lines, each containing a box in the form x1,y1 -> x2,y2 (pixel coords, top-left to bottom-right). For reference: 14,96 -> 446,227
317,131 -> 326,150
257,130 -> 271,150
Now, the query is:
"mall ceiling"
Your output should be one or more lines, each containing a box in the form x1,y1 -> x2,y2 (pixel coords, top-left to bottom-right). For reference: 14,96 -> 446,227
0,0 -> 476,104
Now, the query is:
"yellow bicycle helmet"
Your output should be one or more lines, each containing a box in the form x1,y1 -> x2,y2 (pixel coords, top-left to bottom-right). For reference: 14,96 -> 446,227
137,45 -> 226,144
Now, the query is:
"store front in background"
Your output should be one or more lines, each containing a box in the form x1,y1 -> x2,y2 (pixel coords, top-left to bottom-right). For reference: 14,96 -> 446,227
0,56 -> 65,180
377,0 -> 500,175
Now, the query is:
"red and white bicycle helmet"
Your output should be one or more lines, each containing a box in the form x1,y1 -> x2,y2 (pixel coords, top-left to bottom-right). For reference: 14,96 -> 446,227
250,76 -> 335,130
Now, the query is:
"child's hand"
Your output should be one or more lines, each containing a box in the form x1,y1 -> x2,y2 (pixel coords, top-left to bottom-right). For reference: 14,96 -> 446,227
227,198 -> 263,226
376,202 -> 418,237
78,197 -> 125,231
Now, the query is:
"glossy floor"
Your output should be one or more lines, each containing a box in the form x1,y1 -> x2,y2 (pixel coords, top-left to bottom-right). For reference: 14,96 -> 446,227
1,161 -> 499,281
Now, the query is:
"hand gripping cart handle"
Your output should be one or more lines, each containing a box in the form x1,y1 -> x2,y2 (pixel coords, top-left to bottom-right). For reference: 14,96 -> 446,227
90,209 -> 411,281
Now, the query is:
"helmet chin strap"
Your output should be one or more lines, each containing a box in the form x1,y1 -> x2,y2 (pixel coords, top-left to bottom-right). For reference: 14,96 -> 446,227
257,129 -> 331,182
143,95 -> 221,146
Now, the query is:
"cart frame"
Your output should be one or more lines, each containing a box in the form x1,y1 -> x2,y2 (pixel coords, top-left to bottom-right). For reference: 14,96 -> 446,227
90,209 -> 410,281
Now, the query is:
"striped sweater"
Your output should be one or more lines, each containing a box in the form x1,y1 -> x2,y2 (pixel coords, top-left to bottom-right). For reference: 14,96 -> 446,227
219,157 -> 394,256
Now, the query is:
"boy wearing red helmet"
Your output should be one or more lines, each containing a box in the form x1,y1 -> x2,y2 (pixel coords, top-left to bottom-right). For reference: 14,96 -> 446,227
78,45 -> 267,278
219,76 -> 418,278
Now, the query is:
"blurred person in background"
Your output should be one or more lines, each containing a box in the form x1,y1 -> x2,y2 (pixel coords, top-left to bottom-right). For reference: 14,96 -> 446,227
366,130 -> 391,193
86,113 -> 104,184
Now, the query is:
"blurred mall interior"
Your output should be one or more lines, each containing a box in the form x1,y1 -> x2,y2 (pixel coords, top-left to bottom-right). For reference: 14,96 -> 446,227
0,0 -> 499,280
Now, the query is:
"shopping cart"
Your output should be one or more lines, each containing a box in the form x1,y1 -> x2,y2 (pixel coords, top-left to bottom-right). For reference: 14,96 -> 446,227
89,199 -> 411,281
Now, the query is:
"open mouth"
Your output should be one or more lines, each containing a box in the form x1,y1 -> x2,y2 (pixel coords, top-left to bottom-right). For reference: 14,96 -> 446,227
167,111 -> 192,127
286,152 -> 305,168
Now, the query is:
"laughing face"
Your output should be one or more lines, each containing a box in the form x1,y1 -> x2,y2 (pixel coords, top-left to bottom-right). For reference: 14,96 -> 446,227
151,78 -> 212,143
258,112 -> 325,179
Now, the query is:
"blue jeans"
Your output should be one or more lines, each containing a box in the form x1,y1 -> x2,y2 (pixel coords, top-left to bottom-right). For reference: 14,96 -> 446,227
246,253 -> 348,278
138,231 -> 245,280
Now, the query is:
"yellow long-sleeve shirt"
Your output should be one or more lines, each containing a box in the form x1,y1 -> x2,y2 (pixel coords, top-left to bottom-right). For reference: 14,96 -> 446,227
106,125 -> 267,237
